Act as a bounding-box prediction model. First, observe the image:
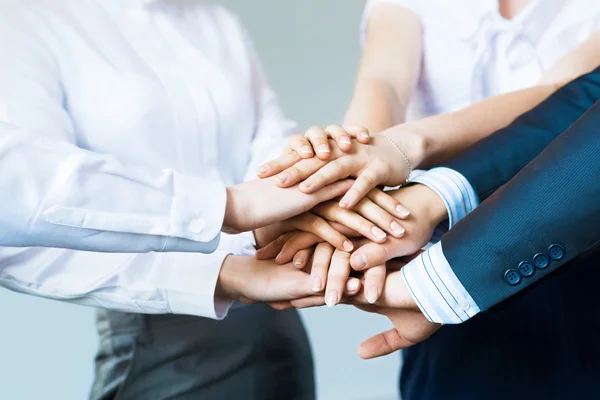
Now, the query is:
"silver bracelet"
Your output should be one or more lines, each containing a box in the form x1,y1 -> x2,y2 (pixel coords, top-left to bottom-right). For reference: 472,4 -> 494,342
382,134 -> 412,186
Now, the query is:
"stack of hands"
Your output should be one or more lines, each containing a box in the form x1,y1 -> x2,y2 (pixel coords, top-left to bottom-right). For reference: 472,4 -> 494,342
217,125 -> 450,359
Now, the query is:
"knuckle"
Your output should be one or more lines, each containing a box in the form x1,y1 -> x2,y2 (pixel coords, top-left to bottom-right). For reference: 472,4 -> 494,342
306,126 -> 326,139
360,173 -> 377,188
309,218 -> 325,232
311,263 -> 328,273
325,124 -> 344,134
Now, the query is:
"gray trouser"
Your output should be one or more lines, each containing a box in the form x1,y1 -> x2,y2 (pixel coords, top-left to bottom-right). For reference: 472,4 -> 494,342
90,304 -> 315,400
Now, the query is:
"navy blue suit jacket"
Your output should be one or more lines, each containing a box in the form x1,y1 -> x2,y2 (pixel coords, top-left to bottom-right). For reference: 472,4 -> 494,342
401,67 -> 600,400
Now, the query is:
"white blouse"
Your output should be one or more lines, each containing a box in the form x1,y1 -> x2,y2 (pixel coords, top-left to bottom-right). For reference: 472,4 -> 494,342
362,0 -> 600,119
0,0 -> 294,318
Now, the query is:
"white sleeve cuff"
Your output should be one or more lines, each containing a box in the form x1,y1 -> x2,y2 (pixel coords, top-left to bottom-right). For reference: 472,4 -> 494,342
169,170 -> 227,246
402,241 -> 480,324
411,167 -> 479,229
165,251 -> 233,320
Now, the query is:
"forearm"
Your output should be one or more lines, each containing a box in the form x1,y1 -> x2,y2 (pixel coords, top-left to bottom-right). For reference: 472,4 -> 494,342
0,246 -> 230,318
387,84 -> 559,169
345,3 -> 422,133
397,31 -> 600,169
343,76 -> 407,133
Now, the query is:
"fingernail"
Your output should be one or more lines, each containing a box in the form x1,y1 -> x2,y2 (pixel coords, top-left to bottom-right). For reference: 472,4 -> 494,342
301,145 -> 313,154
354,254 -> 368,269
325,290 -> 338,307
343,241 -> 354,252
339,200 -> 349,208
312,277 -> 322,292
359,132 -> 370,141
366,286 -> 379,304
396,205 -> 410,218
390,221 -> 405,236
348,280 -> 359,292
257,165 -> 269,176
371,226 -> 387,240
275,173 -> 288,185
318,144 -> 330,154
340,136 -> 352,145
299,181 -> 310,191
295,258 -> 304,266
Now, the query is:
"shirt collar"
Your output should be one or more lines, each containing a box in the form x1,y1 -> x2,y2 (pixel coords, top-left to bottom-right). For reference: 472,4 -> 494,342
458,0 -> 567,45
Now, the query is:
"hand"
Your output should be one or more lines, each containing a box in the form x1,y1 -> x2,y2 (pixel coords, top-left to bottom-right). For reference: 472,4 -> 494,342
257,127 -> 426,208
351,263 -> 441,359
255,126 -> 371,177
255,187 -> 412,261
260,184 -> 446,270
223,177 -> 353,234
350,184 -> 447,271
215,255 -> 315,303
253,213 -> 355,253
267,242 -> 384,309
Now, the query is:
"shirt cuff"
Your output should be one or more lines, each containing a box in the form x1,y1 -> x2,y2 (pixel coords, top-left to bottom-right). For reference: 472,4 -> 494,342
165,251 -> 233,320
402,241 -> 480,324
411,167 -> 479,229
169,170 -> 227,247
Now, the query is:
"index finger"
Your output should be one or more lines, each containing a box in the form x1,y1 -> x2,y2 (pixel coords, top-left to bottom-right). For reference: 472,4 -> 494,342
257,150 -> 302,179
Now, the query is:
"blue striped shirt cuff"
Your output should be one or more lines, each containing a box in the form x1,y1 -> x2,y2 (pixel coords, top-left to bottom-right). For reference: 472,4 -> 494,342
402,241 -> 480,324
411,167 -> 479,229
401,167 -> 481,324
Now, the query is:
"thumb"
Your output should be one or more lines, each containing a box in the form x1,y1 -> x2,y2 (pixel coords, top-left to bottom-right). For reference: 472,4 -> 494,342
358,328 -> 413,360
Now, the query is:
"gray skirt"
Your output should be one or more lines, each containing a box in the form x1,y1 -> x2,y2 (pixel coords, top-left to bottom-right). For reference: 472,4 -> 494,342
90,304 -> 315,400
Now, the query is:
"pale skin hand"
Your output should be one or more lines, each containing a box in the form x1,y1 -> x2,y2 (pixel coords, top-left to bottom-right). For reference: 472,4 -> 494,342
215,255 -> 316,303
255,125 -> 372,177
267,242 -> 386,310
258,134 -> 424,209
351,261 -> 441,360
257,184 -> 445,307
216,254 -> 363,307
261,184 -> 447,271
222,177 -> 354,234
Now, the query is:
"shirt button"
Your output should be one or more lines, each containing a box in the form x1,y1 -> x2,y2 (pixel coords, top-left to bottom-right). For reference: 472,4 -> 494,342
518,261 -> 534,277
533,253 -> 550,269
547,244 -> 566,261
459,301 -> 470,311
187,219 -> 205,234
504,269 -> 521,286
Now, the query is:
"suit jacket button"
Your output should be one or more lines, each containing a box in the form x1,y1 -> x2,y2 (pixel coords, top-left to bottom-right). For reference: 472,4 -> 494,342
504,269 -> 521,286
518,261 -> 535,277
533,253 -> 550,269
547,244 -> 566,261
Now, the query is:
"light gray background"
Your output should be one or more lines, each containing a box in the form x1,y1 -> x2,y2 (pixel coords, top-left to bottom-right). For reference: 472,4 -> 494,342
0,1 -> 401,399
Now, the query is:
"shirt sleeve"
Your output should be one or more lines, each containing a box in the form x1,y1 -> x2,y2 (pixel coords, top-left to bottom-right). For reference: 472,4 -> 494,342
402,241 -> 480,324
232,11 -> 297,183
401,167 -> 481,324
0,5 -> 227,254
360,0 -> 422,46
0,6 -> 243,319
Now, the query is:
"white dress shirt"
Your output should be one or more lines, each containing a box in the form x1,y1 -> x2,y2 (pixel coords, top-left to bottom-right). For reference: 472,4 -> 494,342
362,0 -> 600,119
0,0 -> 294,318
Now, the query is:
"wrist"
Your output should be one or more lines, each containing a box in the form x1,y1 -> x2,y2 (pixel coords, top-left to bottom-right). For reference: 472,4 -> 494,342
382,124 -> 428,170
223,186 -> 244,234
215,255 -> 245,301
396,184 -> 447,226
416,184 -> 448,225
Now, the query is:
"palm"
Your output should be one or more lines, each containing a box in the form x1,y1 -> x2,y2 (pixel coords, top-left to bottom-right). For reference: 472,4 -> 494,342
357,306 -> 440,359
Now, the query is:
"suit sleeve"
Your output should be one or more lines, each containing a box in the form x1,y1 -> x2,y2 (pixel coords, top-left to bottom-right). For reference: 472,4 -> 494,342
443,66 -> 600,200
441,98 -> 600,311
